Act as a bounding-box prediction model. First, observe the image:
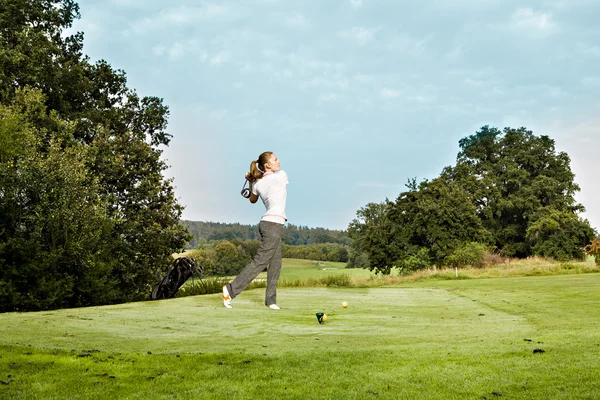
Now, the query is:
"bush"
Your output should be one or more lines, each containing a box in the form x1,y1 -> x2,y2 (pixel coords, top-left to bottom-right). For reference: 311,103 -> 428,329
400,248 -> 432,271
346,251 -> 370,269
445,242 -> 488,268
585,238 -> 600,266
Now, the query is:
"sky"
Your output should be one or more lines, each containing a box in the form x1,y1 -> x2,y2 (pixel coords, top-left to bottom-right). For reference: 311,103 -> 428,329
71,0 -> 599,231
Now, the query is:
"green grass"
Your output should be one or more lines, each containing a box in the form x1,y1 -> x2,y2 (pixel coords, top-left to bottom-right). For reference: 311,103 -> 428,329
260,258 -> 373,282
1,272 -> 600,399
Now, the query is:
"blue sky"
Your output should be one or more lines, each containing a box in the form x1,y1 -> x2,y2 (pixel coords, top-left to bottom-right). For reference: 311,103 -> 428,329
72,0 -> 599,231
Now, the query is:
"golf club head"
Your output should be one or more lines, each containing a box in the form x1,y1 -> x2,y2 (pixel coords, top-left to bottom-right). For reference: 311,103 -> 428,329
241,179 -> 251,198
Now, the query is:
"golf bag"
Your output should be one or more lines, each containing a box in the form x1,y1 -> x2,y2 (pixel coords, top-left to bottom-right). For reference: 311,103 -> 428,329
151,256 -> 203,300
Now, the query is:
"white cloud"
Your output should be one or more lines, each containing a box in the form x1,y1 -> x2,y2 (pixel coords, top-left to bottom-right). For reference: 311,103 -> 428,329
286,13 -> 309,29
199,50 -> 230,65
287,53 -> 345,75
445,44 -> 463,61
279,68 -> 294,78
380,87 -> 400,98
338,26 -> 380,46
540,112 -> 600,231
127,4 -> 231,35
318,93 -> 339,104
169,42 -> 186,60
353,74 -> 374,84
578,43 -> 600,57
386,33 -> 433,57
350,0 -> 363,8
464,78 -> 484,87
262,48 -> 279,58
582,76 -> 600,87
409,94 -> 434,104
300,75 -> 349,90
152,44 -> 166,57
510,8 -> 558,36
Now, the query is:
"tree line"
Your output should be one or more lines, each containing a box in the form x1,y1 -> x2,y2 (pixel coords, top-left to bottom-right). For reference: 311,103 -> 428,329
189,239 -> 349,277
0,0 -> 190,312
348,126 -> 597,274
184,221 -> 350,248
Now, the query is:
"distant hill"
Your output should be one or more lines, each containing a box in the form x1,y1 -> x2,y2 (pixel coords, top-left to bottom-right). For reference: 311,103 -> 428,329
183,221 -> 350,248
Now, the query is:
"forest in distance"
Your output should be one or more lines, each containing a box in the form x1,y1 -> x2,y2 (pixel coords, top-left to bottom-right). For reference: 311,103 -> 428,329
183,221 -> 350,248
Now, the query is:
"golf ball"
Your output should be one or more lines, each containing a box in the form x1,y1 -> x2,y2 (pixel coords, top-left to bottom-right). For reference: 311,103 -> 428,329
322,314 -> 327,322
342,302 -> 348,308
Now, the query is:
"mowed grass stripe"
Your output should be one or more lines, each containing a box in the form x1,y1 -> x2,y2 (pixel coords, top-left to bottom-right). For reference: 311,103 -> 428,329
0,286 -> 532,355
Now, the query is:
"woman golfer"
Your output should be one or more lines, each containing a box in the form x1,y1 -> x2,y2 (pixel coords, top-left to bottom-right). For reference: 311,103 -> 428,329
223,151 -> 288,309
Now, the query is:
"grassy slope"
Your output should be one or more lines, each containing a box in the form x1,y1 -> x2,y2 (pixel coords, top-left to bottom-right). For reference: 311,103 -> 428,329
0,263 -> 599,399
264,258 -> 373,282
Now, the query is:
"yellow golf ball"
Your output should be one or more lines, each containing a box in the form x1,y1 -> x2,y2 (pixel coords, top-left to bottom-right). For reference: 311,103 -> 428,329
322,314 -> 327,322
342,302 -> 348,308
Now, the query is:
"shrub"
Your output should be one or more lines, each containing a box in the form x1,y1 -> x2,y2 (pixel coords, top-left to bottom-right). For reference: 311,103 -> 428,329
401,248 -> 432,271
445,242 -> 488,268
584,238 -> 600,266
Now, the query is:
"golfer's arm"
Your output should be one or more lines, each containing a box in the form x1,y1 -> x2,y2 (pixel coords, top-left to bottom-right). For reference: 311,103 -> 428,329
248,181 -> 259,203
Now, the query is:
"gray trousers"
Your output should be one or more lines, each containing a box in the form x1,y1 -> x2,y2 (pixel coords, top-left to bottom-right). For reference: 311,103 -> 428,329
227,220 -> 283,306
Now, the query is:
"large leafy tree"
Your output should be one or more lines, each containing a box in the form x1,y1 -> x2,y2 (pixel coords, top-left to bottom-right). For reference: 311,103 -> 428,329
349,178 -> 490,273
0,0 -> 191,311
448,126 -> 594,258
349,126 -> 595,274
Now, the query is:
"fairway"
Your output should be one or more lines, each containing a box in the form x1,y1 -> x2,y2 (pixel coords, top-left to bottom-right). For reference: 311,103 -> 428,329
1,274 -> 600,399
264,258 -> 374,282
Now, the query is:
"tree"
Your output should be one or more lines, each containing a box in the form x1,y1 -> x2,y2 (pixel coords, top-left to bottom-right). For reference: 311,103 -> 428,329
348,201 -> 396,274
348,126 -> 595,274
0,88 -> 117,310
526,208 -> 595,261
449,126 -> 594,258
0,0 -> 191,310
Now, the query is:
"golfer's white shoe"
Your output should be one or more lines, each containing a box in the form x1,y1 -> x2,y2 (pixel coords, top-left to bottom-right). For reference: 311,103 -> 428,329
222,286 -> 232,309
268,304 -> 280,310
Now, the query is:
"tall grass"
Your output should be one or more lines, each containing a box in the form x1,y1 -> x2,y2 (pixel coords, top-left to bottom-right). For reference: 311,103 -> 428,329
174,256 -> 599,297
280,273 -> 352,287
176,276 -> 266,297
353,256 -> 600,286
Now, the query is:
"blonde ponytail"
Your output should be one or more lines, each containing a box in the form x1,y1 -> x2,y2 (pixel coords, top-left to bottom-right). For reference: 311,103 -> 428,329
248,152 -> 273,181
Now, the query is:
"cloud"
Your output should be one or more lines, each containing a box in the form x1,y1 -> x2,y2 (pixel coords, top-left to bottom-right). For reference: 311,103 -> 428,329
510,8 -> 558,36
445,44 -> 463,61
380,87 -> 400,98
385,33 -> 434,57
318,93 -> 339,104
287,53 -> 345,74
578,43 -> 600,57
539,112 -> 600,230
302,75 -> 349,90
581,76 -> 600,87
200,50 -> 231,65
170,42 -> 187,60
152,44 -> 166,57
151,42 -> 188,60
350,0 -> 363,8
127,4 -> 231,35
338,26 -> 381,46
353,74 -> 374,84
286,13 -> 309,29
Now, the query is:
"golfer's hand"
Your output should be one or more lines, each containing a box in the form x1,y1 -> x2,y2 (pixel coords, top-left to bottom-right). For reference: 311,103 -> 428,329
245,172 -> 252,181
